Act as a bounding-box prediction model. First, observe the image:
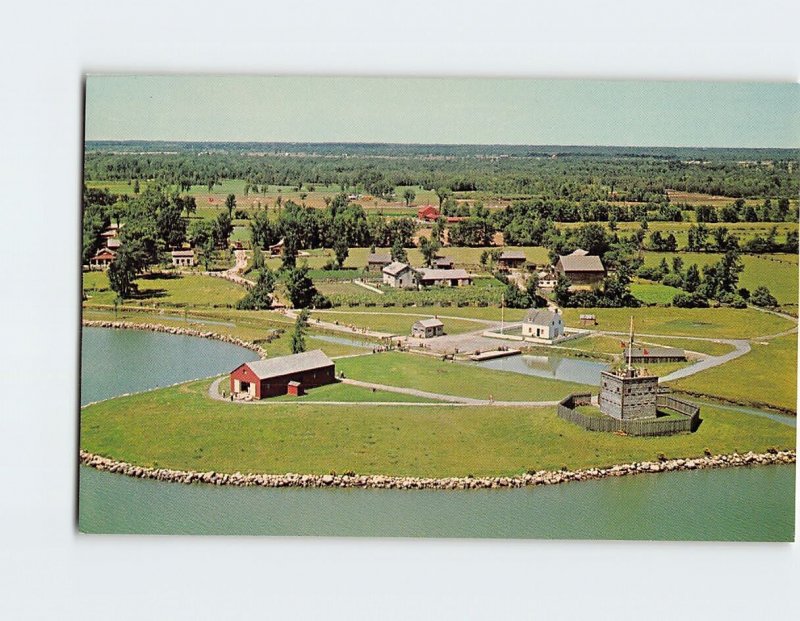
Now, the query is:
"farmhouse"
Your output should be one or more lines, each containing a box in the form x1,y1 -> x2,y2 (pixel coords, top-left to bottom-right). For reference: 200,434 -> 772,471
522,308 -> 565,340
416,268 -> 472,287
412,318 -> 444,338
382,262 -> 417,288
555,250 -> 606,286
171,249 -> 196,267
89,248 -> 116,269
366,253 -> 392,272
229,350 -> 335,400
432,256 -> 454,269
497,250 -> 527,270
417,205 -> 440,222
624,346 -> 686,364
536,268 -> 558,291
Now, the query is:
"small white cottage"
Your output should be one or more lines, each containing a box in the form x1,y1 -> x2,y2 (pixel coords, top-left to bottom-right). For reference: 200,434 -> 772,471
522,308 -> 564,340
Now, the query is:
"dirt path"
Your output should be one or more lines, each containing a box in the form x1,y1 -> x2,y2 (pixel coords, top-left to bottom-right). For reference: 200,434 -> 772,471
280,309 -> 395,339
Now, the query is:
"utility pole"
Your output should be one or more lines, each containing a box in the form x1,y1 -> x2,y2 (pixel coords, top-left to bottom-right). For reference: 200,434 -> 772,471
500,292 -> 505,334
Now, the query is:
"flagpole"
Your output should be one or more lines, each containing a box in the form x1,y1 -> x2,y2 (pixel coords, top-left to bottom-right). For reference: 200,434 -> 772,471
500,292 -> 505,334
628,316 -> 634,372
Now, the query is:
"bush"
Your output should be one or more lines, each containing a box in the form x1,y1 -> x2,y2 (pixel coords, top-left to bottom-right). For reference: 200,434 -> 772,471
750,285 -> 778,308
661,272 -> 683,288
672,292 -> 709,308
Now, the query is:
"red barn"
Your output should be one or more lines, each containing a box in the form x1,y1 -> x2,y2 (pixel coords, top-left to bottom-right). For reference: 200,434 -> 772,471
417,205 -> 440,221
229,350 -> 335,400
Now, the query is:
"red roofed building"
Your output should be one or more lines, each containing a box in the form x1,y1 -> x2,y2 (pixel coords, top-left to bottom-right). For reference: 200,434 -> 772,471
417,205 -> 440,222
229,350 -> 335,400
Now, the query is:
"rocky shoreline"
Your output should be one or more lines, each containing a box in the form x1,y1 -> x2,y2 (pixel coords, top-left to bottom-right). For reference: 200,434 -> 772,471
79,449 -> 796,491
82,320 -> 267,357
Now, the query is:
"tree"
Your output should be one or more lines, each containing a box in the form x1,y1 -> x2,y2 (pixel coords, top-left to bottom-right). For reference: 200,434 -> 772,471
236,267 -> 275,310
403,188 -> 416,207
214,212 -> 233,247
418,236 -> 440,267
554,273 -> 572,308
107,247 -> 138,299
225,194 -> 236,218
333,236 -> 349,268
291,309 -> 310,354
285,264 -> 318,309
750,285 -> 778,308
282,231 -> 298,270
133,179 -> 140,194
435,187 -> 451,209
252,245 -> 265,272
684,264 -> 701,292
391,238 -> 408,263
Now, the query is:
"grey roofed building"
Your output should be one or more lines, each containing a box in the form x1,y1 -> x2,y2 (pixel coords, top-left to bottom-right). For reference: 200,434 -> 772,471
414,318 -> 444,329
499,250 -> 527,260
416,268 -> 471,281
556,254 -> 605,272
171,249 -> 195,257
242,350 -> 334,380
524,308 -> 559,325
383,261 -> 412,276
433,256 -> 454,268
568,248 -> 589,256
367,253 -> 392,264
624,346 -> 686,361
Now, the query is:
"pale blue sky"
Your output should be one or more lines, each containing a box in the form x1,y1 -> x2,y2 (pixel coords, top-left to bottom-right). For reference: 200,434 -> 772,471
85,76 -> 799,148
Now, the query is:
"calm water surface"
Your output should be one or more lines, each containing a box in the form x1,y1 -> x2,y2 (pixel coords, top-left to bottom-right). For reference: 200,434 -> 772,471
473,354 -> 609,385
79,328 -> 795,540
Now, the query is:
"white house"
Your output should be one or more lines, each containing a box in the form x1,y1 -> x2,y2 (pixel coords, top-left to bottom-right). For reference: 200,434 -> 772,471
382,262 -> 417,288
522,308 -> 564,340
171,249 -> 196,267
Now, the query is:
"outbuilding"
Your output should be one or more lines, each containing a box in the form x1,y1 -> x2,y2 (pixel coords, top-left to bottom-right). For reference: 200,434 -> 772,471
417,205 -> 440,222
624,346 -> 686,364
229,349 -> 335,400
522,308 -> 565,340
416,268 -> 472,287
555,250 -> 606,286
382,262 -> 417,288
497,250 -> 527,270
171,249 -> 196,267
89,248 -> 116,270
412,318 -> 444,338
432,256 -> 454,269
366,253 -> 392,272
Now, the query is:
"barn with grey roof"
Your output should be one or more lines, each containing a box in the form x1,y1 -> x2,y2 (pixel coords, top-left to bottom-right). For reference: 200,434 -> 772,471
229,350 -> 335,399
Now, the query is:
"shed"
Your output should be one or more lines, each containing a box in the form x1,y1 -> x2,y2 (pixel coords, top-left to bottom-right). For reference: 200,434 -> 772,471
412,318 -> 444,338
432,256 -> 454,269
522,308 -> 565,340
366,253 -> 392,272
416,268 -> 472,287
229,349 -> 335,399
417,205 -> 440,222
497,250 -> 527,269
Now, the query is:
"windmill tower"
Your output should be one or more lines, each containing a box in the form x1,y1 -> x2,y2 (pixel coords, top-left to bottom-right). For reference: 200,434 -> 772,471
598,316 -> 659,420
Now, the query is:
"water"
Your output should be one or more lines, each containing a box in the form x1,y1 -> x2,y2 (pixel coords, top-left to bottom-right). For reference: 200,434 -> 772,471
79,464 -> 795,540
80,327 -> 260,405
473,354 -> 609,385
79,328 -> 795,540
308,334 -> 377,349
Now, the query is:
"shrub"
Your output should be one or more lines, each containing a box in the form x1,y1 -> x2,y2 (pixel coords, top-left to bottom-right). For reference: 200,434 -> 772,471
672,292 -> 709,308
750,285 -> 778,308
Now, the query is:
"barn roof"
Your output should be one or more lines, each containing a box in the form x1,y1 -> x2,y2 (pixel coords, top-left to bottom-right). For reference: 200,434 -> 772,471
414,318 -> 444,329
433,256 -> 454,266
383,261 -> 412,276
241,350 -> 334,380
367,253 -> 392,264
416,268 -> 471,281
625,346 -> 685,358
499,250 -> 527,260
557,254 -> 605,273
523,308 -> 560,325
569,248 -> 589,256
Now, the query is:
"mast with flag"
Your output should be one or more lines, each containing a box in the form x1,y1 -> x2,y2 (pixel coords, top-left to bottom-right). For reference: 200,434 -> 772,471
627,315 -> 634,373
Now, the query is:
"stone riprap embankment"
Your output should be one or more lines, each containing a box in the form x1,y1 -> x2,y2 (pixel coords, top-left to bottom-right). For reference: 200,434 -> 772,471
81,320 -> 267,357
79,449 -> 795,491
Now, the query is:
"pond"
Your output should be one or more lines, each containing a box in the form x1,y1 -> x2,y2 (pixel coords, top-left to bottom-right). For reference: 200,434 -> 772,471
472,353 -> 610,385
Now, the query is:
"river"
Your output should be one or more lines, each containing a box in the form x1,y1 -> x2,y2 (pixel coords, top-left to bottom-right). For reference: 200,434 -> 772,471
79,328 -> 795,540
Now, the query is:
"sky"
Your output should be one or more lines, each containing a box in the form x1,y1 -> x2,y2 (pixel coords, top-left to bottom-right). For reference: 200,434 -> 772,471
85,75 -> 800,148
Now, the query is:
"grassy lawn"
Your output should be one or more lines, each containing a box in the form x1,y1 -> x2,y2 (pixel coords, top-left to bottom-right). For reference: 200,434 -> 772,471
565,334 -> 735,358
314,305 -> 527,322
80,379 -> 795,477
83,272 -> 246,308
561,306 -> 795,339
309,310 -> 487,335
630,281 -> 683,305
336,351 -> 590,401
643,252 -> 799,307
668,333 -> 798,413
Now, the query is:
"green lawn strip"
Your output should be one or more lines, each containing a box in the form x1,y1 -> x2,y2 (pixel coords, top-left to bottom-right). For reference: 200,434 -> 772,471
80,380 -> 795,477
336,351 -> 589,401
630,281 -> 683,305
561,306 -> 794,339
667,333 -> 798,413
315,305 -> 527,322
83,272 -> 246,307
309,311 -> 485,336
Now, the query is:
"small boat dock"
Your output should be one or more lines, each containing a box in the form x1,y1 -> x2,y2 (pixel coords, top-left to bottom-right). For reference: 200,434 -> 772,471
469,348 -> 522,362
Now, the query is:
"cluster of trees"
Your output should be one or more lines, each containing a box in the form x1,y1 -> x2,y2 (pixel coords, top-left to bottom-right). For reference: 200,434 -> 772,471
85,144 -> 799,202
695,198 -> 794,223
553,267 -> 640,309
500,275 -> 548,309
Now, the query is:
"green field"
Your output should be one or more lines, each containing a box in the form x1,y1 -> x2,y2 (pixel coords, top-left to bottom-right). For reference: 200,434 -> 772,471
566,334 -> 735,357
83,272 -> 246,308
335,351 -> 589,401
668,333 -> 798,413
561,307 -> 794,339
643,252 -> 799,307
314,305 -> 527,323
630,281 -> 684,305
80,379 -> 795,477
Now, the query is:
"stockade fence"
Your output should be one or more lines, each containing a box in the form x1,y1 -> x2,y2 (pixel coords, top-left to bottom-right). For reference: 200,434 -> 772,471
558,393 -> 700,436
